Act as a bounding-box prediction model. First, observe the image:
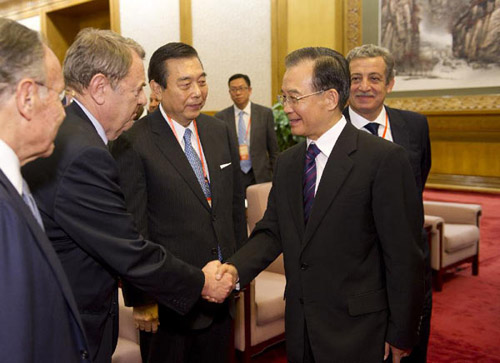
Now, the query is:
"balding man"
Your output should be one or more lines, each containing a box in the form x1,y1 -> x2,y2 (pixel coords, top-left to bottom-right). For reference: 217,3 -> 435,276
0,18 -> 89,362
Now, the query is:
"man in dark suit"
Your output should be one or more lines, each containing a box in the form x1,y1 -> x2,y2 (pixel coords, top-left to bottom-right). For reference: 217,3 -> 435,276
0,18 -> 89,362
22,29 -> 233,363
217,47 -> 425,363
111,42 -> 247,363
344,44 -> 432,363
215,74 -> 279,193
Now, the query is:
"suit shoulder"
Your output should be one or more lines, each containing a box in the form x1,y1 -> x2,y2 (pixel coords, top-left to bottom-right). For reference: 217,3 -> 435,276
389,107 -> 427,123
214,106 -> 233,120
199,112 -> 227,128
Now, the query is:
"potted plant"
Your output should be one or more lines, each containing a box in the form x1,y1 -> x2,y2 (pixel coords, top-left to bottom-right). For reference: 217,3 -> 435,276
272,102 -> 304,152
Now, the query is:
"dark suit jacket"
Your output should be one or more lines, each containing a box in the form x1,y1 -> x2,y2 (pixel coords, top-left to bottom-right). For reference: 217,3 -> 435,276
344,105 -> 431,196
0,171 -> 90,362
22,103 -> 205,362
215,103 -> 279,183
228,122 -> 425,363
111,109 -> 247,330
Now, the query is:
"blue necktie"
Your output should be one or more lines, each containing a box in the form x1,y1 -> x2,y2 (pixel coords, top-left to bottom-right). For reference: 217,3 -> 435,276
22,179 -> 44,230
364,122 -> 379,136
183,129 -> 222,261
303,143 -> 321,224
237,111 -> 252,173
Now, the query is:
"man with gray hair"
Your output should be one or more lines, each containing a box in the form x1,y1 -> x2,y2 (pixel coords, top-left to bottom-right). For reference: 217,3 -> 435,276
22,28 -> 233,363
344,43 -> 432,363
0,18 -> 89,361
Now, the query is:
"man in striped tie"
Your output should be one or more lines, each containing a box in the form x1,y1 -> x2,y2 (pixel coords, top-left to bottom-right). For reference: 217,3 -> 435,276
218,46 -> 425,363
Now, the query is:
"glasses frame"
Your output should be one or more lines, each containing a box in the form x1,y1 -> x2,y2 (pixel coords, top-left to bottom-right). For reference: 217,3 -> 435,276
34,81 -> 74,107
229,86 -> 249,93
277,90 -> 325,106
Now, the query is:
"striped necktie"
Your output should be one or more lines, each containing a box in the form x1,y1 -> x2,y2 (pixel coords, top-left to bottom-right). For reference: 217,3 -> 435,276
303,143 -> 321,224
238,111 -> 252,173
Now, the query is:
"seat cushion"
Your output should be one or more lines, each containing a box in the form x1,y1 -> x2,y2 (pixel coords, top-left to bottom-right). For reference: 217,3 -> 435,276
444,224 -> 480,253
254,271 -> 286,326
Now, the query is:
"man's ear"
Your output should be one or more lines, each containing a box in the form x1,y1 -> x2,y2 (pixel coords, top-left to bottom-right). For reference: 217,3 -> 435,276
325,88 -> 340,111
16,79 -> 36,120
386,78 -> 395,94
149,80 -> 162,97
88,73 -> 109,105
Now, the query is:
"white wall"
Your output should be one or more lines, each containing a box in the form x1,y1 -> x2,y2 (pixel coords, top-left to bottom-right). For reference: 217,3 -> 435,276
17,16 -> 41,31
192,0 -> 272,110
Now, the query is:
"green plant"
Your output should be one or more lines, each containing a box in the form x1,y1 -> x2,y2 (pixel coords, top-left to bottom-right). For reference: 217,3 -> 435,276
272,102 -> 305,151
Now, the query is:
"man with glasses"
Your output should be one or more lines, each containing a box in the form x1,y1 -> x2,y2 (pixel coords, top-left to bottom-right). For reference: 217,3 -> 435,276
22,29 -> 234,363
215,74 -> 279,193
217,47 -> 425,362
0,18 -> 89,361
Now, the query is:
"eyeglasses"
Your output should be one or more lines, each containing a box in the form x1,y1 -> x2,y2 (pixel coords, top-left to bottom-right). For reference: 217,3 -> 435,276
277,90 -> 325,106
35,81 -> 74,107
229,86 -> 249,93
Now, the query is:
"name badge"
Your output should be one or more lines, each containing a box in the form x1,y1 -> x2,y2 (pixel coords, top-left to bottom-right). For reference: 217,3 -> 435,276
239,144 -> 250,160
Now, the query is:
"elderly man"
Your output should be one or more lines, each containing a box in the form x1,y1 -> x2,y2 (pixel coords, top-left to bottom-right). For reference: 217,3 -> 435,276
344,43 -> 432,363
22,29 -> 232,363
111,42 -> 246,363
0,18 -> 89,361
217,47 -> 425,363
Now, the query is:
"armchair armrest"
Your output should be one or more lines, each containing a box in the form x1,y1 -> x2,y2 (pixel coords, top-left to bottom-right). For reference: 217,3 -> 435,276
423,201 -> 482,226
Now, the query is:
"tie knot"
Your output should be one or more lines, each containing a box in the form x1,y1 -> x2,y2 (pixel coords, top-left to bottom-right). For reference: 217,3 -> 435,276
364,122 -> 379,136
306,143 -> 321,160
183,128 -> 192,142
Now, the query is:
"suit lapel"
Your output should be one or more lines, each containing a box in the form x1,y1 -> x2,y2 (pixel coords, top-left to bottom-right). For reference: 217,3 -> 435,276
284,143 -> 307,239
249,103 -> 258,146
386,106 -> 410,150
149,111 -> 211,211
301,123 -> 357,250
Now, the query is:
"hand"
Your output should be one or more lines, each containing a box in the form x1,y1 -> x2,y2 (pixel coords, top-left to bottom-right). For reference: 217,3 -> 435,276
384,342 -> 411,362
133,303 -> 159,333
201,260 -> 235,303
215,263 -> 239,286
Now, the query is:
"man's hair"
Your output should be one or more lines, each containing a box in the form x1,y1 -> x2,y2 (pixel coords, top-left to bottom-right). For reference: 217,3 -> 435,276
346,44 -> 395,84
0,18 -> 45,102
148,42 -> 201,88
285,47 -> 350,110
63,28 -> 145,93
228,73 -> 251,87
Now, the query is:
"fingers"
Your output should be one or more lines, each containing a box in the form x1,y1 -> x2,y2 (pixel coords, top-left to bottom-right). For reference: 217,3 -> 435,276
384,342 -> 390,361
133,304 -> 159,333
201,262 -> 237,303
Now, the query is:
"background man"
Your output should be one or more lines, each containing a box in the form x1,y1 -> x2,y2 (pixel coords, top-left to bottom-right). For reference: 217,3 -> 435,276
217,47 -> 425,363
344,43 -> 432,363
0,18 -> 89,361
215,73 -> 279,193
111,42 -> 247,363
22,29 -> 232,363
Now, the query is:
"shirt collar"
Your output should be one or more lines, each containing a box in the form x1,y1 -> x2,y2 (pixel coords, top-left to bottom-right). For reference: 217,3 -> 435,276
160,104 -> 195,143
0,138 -> 22,195
306,116 -> 347,158
234,102 -> 251,117
348,106 -> 387,129
74,99 -> 108,145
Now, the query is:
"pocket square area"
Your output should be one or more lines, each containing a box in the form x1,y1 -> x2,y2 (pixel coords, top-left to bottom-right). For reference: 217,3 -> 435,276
220,162 -> 231,169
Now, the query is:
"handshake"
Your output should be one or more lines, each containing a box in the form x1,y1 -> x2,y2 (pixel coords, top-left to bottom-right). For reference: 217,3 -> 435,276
201,260 -> 239,303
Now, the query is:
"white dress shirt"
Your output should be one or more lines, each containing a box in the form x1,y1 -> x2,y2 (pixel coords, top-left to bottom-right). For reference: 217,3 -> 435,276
0,139 -> 22,195
348,106 -> 393,142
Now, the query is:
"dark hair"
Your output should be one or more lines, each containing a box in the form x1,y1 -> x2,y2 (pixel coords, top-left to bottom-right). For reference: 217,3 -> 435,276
0,18 -> 45,101
346,44 -> 395,84
228,73 -> 251,87
148,42 -> 201,88
285,47 -> 350,110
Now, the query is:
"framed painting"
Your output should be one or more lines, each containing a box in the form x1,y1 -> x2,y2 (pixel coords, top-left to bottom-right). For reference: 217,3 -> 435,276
345,0 -> 500,113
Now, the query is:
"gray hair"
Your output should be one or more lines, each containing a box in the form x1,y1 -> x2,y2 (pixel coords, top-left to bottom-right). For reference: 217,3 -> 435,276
346,44 -> 395,83
63,28 -> 145,93
285,47 -> 350,110
0,18 -> 45,102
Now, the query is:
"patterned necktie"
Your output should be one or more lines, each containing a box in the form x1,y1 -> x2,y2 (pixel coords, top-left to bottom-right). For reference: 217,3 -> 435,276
364,122 -> 380,136
303,143 -> 321,224
22,179 -> 44,230
237,111 -> 252,173
183,129 -> 221,261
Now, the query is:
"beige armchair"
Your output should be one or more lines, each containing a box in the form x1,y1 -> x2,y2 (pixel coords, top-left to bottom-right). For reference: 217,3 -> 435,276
112,288 -> 141,363
423,201 -> 481,291
234,182 -> 285,362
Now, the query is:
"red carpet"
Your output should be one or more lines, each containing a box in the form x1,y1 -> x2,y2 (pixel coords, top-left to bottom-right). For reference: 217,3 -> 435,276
250,189 -> 500,362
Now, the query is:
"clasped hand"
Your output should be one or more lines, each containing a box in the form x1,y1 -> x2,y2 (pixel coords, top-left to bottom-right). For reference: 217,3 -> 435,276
201,260 -> 239,303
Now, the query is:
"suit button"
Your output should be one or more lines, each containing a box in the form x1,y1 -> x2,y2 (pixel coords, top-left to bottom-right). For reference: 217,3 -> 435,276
81,350 -> 89,359
211,248 -> 218,256
300,263 -> 309,270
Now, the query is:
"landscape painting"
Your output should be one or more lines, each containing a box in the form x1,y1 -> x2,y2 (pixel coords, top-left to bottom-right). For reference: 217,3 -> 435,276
379,0 -> 500,92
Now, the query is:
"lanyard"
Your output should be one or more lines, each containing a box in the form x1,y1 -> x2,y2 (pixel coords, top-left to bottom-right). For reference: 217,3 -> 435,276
381,113 -> 388,139
165,115 -> 209,185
